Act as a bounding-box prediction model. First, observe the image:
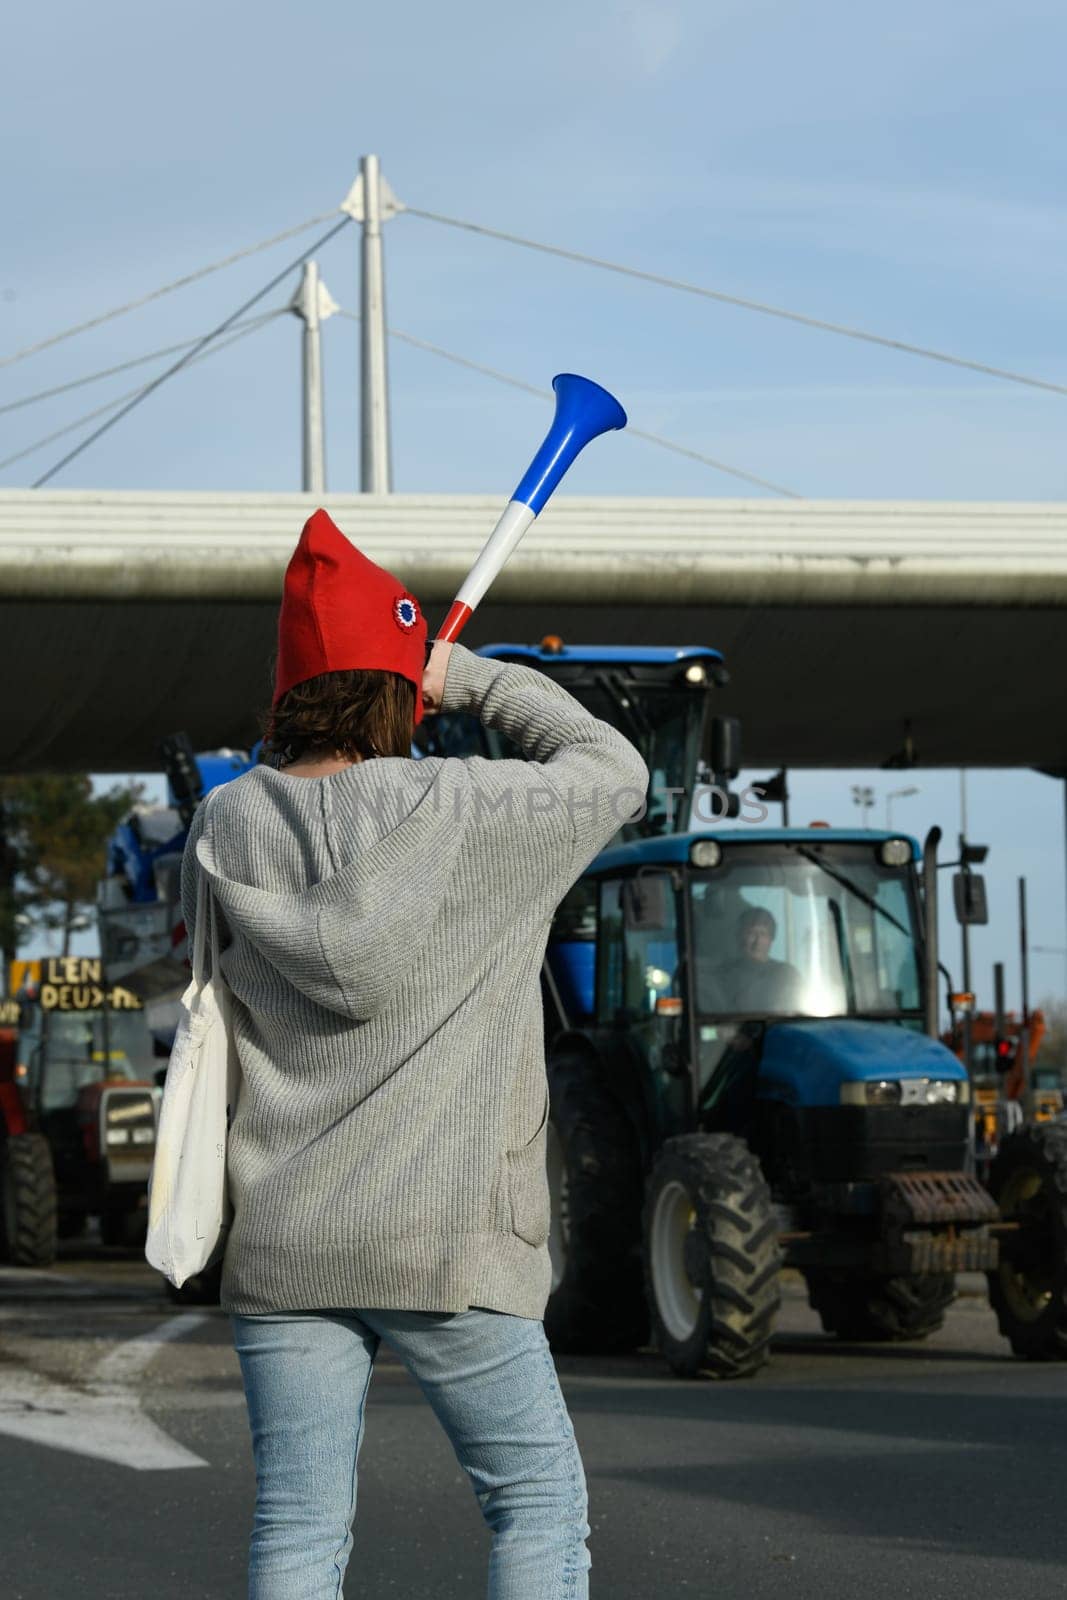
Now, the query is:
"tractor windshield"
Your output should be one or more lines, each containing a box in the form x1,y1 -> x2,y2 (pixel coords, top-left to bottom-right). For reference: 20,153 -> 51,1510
23,1007 -> 155,1112
689,842 -> 922,1021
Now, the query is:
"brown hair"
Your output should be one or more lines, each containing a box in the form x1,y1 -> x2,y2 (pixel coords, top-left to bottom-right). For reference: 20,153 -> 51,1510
259,668 -> 416,767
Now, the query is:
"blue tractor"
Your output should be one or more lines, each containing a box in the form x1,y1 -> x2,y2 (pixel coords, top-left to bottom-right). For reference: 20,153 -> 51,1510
421,641 -> 1066,1377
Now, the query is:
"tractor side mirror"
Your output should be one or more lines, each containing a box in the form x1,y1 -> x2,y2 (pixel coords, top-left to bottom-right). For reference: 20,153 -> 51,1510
622,876 -> 671,932
952,872 -> 989,926
706,715 -> 742,783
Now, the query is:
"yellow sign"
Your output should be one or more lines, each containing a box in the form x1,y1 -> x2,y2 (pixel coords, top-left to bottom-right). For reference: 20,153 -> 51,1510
39,982 -> 143,1013
0,999 -> 20,1027
9,958 -> 41,992
7,957 -> 142,1013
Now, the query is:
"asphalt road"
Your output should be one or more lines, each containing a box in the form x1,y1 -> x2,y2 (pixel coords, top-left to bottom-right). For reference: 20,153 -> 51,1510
1,1236 -> 1064,1600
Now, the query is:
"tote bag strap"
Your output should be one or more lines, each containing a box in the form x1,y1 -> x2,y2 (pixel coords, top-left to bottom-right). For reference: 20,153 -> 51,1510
191,861 -> 211,987
192,787 -> 225,987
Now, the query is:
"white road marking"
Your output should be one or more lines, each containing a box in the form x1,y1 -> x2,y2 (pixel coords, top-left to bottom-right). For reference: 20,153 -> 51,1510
0,1312 -> 214,1471
92,1311 -> 209,1385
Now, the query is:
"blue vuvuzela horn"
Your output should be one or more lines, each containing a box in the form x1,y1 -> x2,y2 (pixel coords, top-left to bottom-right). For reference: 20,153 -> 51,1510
435,374 -> 627,643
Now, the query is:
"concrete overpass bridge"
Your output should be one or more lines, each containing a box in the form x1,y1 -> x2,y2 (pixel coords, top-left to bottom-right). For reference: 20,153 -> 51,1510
1,489 -> 1065,774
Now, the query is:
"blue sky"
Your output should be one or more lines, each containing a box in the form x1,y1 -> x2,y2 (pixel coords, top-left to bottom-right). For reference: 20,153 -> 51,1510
5,1 -> 1066,1007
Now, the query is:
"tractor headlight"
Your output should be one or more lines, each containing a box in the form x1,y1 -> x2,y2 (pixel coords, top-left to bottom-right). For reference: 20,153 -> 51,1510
839,1078 -> 969,1106
880,838 -> 912,866
921,1079 -> 968,1105
690,840 -> 722,868
840,1080 -> 903,1106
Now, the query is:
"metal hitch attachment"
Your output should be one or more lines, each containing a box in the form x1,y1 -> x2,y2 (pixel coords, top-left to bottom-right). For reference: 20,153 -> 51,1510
881,1170 -> 999,1228
876,1170 -> 1000,1274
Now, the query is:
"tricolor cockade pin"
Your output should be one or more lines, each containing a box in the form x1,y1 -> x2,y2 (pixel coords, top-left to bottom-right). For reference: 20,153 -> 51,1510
393,594 -> 419,631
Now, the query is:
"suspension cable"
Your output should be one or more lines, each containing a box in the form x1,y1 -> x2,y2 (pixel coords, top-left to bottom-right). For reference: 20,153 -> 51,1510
1,209 -> 340,373
335,309 -> 800,497
0,312 -> 280,416
403,206 -> 1067,398
30,219 -> 350,487
0,311 -> 286,474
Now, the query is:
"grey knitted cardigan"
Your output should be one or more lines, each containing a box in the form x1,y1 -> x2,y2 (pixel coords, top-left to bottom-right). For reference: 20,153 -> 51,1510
180,643 -> 648,1318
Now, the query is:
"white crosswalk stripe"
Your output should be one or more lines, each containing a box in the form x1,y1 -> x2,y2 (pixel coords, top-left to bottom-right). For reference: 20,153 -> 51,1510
0,1312 -> 211,1471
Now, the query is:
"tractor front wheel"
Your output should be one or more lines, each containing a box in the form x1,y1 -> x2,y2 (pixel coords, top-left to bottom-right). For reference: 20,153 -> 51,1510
542,1053 -> 648,1355
643,1133 -> 781,1379
0,1134 -> 58,1267
986,1120 -> 1067,1360
804,1270 -> 956,1341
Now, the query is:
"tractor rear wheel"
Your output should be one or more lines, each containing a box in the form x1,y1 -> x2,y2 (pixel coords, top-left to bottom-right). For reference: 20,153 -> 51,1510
643,1133 -> 781,1379
804,1270 -> 956,1341
542,1053 -> 648,1354
0,1134 -> 58,1266
986,1120 -> 1067,1360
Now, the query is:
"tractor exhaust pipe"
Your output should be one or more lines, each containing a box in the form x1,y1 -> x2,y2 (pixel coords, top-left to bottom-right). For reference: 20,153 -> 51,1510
922,826 -> 942,1039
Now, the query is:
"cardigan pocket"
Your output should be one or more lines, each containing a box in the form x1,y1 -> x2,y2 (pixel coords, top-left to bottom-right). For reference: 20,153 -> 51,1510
505,1086 -> 551,1247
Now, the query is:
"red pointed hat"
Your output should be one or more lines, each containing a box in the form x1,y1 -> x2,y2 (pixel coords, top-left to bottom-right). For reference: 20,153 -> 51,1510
273,508 -> 427,722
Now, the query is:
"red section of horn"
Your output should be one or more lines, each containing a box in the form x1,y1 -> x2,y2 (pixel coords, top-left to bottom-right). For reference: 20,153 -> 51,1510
435,599 -> 474,644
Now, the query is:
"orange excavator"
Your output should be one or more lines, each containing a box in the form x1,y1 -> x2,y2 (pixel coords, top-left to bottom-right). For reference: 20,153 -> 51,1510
942,1009 -> 1060,1173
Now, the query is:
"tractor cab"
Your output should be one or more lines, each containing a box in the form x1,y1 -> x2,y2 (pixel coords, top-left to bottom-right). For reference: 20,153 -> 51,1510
0,958 -> 161,1260
414,640 -> 728,842
549,829 -> 968,1163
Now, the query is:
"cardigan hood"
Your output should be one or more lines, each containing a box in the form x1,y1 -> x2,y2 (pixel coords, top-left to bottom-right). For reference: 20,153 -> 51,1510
193,758 -> 470,1022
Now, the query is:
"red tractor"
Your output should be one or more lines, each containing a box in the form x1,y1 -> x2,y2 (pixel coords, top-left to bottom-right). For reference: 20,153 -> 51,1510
0,958 -> 162,1263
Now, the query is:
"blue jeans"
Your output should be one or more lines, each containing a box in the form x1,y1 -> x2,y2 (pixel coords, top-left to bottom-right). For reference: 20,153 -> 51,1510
230,1307 -> 592,1599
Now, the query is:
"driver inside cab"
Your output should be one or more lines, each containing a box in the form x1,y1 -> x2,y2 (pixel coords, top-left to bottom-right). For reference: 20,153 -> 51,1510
708,905 -> 803,1014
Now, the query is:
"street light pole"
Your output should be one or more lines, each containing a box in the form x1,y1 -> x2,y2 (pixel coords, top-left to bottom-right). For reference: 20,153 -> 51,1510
959,828 -> 974,1078
851,783 -> 875,827
1019,876 -> 1033,1117
886,785 -> 920,831
957,770 -> 972,1076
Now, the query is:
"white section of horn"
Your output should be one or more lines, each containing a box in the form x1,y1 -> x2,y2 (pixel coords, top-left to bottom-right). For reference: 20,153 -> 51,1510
453,500 -> 536,610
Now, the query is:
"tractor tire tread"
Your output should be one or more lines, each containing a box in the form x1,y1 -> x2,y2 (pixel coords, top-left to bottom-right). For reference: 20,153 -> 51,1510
543,1054 -> 649,1355
0,1135 -> 58,1267
986,1121 -> 1067,1359
804,1268 -> 956,1342
644,1132 -> 782,1382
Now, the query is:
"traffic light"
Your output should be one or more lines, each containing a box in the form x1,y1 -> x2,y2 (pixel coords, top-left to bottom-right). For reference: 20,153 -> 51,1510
995,1038 -> 1015,1073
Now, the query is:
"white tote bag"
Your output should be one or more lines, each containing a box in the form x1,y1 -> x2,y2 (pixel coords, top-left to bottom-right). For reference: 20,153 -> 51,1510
145,808 -> 241,1288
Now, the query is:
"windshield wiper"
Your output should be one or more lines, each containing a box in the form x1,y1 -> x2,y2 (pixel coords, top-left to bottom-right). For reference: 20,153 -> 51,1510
796,846 -> 913,941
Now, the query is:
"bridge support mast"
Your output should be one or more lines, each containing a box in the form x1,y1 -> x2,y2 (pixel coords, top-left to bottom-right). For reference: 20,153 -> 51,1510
342,154 -> 405,493
290,261 -> 337,494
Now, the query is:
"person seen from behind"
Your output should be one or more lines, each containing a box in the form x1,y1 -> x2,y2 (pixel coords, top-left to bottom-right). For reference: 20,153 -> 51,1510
179,508 -> 649,1599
